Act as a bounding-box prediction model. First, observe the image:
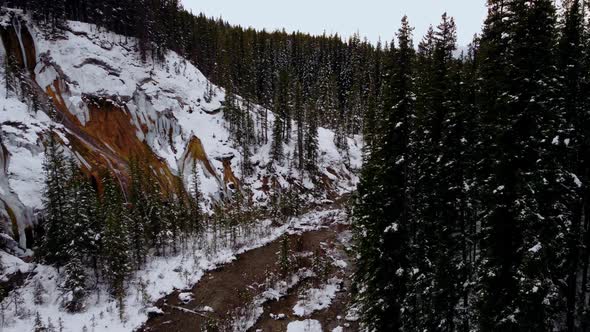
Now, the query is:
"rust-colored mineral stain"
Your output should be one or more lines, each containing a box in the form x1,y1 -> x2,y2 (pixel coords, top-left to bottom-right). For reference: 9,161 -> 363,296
183,136 -> 217,176
0,25 -> 24,68
46,81 -> 81,125
46,85 -> 178,195
66,134 -> 113,194
0,21 -> 37,75
20,23 -> 37,73
222,159 -> 240,189
81,100 -> 177,194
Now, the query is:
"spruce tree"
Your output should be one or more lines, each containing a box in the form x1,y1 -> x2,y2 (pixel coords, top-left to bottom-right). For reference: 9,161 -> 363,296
33,280 -> 46,305
362,87 -> 378,155
353,17 -> 415,332
403,23 -> 438,331
33,312 -> 47,332
294,81 -> 305,172
61,256 -> 86,312
223,85 -> 239,138
270,114 -> 284,164
427,14 -> 471,331
476,0 -> 566,329
578,4 -> 590,328
39,132 -> 69,267
127,158 -> 148,269
64,159 -> 99,264
101,172 -> 131,317
304,100 -> 319,175
558,1 -> 589,329
475,1 -> 520,329
277,236 -> 293,277
240,100 -> 255,177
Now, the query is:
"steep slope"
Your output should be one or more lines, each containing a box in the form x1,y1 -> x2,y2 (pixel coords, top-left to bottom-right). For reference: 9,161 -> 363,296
0,10 -> 361,250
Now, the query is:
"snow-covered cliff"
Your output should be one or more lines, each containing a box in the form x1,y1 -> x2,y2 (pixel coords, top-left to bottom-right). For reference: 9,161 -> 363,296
0,10 -> 361,250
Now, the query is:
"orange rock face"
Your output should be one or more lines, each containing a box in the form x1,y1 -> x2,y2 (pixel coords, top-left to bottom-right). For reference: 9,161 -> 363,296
21,37 -> 179,199
183,136 -> 217,177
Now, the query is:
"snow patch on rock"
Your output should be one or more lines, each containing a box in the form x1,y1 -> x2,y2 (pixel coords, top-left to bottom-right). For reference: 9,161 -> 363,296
287,319 -> 323,332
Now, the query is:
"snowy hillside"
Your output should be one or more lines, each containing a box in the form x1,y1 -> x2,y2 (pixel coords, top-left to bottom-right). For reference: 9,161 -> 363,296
1,207 -> 348,332
0,10 -> 362,250
0,7 -> 364,332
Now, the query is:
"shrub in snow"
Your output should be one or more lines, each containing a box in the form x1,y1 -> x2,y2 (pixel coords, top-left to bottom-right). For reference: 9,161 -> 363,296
32,280 -> 46,305
311,249 -> 332,284
33,312 -> 46,332
277,237 -> 295,277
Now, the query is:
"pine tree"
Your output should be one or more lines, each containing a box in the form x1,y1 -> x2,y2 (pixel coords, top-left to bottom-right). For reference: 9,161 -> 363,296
50,0 -> 66,32
100,172 -> 131,318
270,114 -> 284,164
46,317 -> 55,332
39,132 -> 69,267
138,164 -> 167,254
362,85 -> 378,156
315,62 -> 338,129
240,101 -> 255,177
456,38 -> 481,332
418,13 -> 472,331
558,1 -> 589,329
223,86 -> 239,139
33,312 -> 47,332
127,158 -> 148,269
170,170 -> 191,250
270,68 -> 292,164
304,100 -> 319,174
10,287 -> 24,318
476,0 -> 566,329
61,256 -> 86,312
33,280 -> 46,305
64,158 -> 99,265
475,1 -> 520,329
277,236 -> 293,277
57,318 -> 64,332
353,16 -> 415,332
404,30 -> 437,330
294,81 -> 305,172
578,4 -> 590,327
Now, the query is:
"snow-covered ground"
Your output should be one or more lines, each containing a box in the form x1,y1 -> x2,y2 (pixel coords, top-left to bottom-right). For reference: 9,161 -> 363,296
0,9 -> 362,248
233,268 -> 316,331
0,209 -> 345,332
293,277 -> 342,317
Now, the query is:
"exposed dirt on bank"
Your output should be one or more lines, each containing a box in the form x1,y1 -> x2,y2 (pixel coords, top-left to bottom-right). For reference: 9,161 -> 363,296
139,215 -> 358,332
249,223 -> 358,332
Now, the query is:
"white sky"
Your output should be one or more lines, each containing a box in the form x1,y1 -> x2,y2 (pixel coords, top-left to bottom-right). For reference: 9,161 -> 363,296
181,0 -> 487,46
